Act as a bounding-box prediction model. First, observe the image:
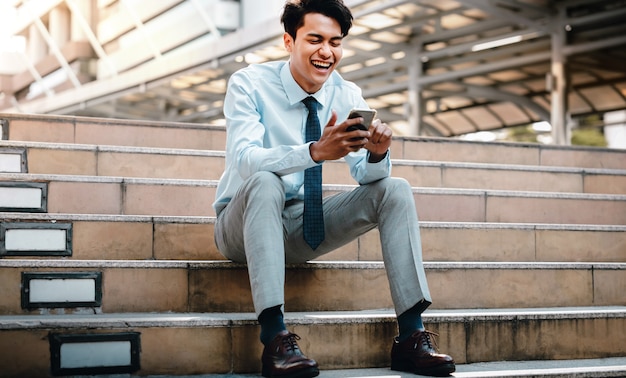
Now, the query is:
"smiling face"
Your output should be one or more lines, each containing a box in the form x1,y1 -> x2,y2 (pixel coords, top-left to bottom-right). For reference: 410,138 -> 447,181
284,12 -> 344,94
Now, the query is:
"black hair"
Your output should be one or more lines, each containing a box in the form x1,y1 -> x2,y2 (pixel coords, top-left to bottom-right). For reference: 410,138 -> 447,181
281,0 -> 353,40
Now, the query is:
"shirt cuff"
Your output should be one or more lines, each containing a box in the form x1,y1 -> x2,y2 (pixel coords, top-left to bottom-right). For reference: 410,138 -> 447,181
367,149 -> 389,164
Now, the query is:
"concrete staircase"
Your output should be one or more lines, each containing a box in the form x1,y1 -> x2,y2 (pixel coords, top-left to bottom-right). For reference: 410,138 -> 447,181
0,113 -> 625,377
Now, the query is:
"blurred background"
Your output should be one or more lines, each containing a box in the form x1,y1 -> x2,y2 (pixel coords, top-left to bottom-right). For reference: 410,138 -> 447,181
1,0 -> 625,147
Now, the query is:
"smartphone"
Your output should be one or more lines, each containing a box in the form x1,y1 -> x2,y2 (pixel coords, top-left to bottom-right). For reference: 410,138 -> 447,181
346,108 -> 377,131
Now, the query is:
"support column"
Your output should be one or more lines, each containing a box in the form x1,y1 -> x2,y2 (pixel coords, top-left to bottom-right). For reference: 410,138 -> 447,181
550,7 -> 570,145
407,45 -> 424,136
50,5 -> 70,50
28,24 -> 47,65
71,0 -> 95,42
604,110 -> 626,149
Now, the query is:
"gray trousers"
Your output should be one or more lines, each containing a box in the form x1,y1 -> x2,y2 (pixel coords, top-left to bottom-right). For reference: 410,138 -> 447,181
214,171 -> 432,317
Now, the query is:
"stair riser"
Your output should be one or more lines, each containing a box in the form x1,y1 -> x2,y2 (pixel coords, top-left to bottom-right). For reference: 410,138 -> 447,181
6,146 -> 626,194
0,327 -> 232,378
394,139 -> 626,170
2,179 -> 624,224
393,163 -> 626,195
2,115 -> 226,151
24,148 -> 226,180
412,192 -> 625,225
44,182 -> 217,217
3,220 -> 624,262
419,227 -> 626,263
460,317 -> 625,363
190,266 -> 625,312
482,195 -> 626,225
1,316 -> 624,377
1,265 -> 623,314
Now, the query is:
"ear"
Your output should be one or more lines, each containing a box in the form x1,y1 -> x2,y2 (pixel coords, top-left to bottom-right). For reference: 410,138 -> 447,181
283,32 -> 293,53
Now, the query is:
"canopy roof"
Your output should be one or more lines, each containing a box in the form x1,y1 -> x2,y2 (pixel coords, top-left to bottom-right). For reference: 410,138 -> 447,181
6,0 -> 626,139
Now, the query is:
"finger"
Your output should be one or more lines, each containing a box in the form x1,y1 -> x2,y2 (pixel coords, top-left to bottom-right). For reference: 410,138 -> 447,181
371,123 -> 392,143
349,138 -> 368,150
368,125 -> 383,144
325,110 -> 338,128
344,117 -> 365,130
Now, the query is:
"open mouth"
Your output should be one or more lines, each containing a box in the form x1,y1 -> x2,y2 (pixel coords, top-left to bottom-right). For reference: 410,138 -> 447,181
312,60 -> 332,70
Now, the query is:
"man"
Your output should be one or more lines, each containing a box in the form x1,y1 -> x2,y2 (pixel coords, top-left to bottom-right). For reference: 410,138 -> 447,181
213,0 -> 455,377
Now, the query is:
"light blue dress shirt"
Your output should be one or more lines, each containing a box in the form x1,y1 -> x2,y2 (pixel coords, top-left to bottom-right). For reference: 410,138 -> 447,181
213,60 -> 392,214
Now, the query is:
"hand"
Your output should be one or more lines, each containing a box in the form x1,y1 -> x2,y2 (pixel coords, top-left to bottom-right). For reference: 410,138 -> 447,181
309,110 -> 371,162
364,119 -> 392,161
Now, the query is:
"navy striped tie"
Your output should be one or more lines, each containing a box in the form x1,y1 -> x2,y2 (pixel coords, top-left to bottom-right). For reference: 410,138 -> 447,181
302,96 -> 324,249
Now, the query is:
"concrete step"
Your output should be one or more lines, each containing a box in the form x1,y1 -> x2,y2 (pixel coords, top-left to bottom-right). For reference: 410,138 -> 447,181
2,173 -> 626,224
1,259 -> 623,314
191,358 -> 626,378
2,140 -> 626,194
2,113 -> 624,377
0,307 -> 624,376
1,213 -> 625,263
2,113 -> 625,170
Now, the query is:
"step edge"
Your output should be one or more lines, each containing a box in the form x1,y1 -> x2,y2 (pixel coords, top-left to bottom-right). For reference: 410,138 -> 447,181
0,172 -> 219,186
0,212 -> 215,223
2,173 -> 625,200
2,213 -> 625,232
0,112 -> 226,131
0,139 -> 226,157
4,140 -> 626,175
1,259 -> 624,270
400,135 -> 626,154
304,358 -> 626,378
1,306 -> 625,330
389,158 -> 626,175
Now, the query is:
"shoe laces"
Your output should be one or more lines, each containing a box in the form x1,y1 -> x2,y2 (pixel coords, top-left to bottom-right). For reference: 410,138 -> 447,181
280,332 -> 302,353
414,330 -> 439,351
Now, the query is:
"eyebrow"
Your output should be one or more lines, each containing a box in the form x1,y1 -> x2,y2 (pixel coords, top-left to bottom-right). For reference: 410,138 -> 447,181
306,32 -> 344,41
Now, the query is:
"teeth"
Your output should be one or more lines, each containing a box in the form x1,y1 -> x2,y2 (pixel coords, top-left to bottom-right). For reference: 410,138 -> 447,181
312,60 -> 331,69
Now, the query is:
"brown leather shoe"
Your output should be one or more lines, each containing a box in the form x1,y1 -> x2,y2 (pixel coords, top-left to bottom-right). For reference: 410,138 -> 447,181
390,330 -> 455,377
261,330 -> 319,378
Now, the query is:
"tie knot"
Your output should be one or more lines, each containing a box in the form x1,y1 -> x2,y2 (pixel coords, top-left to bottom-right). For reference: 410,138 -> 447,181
302,96 -> 318,112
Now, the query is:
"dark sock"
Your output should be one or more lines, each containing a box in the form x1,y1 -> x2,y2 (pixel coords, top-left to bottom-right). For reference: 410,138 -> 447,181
258,305 -> 286,346
397,305 -> 426,342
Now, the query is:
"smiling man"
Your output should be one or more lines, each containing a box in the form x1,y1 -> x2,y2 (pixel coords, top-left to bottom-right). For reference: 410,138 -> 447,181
212,1 -> 455,377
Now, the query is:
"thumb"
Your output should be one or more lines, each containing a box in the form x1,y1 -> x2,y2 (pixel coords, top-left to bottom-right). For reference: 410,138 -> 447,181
325,110 -> 337,128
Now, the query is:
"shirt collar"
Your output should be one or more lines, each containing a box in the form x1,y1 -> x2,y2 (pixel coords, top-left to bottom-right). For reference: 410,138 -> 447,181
281,61 -> 328,109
